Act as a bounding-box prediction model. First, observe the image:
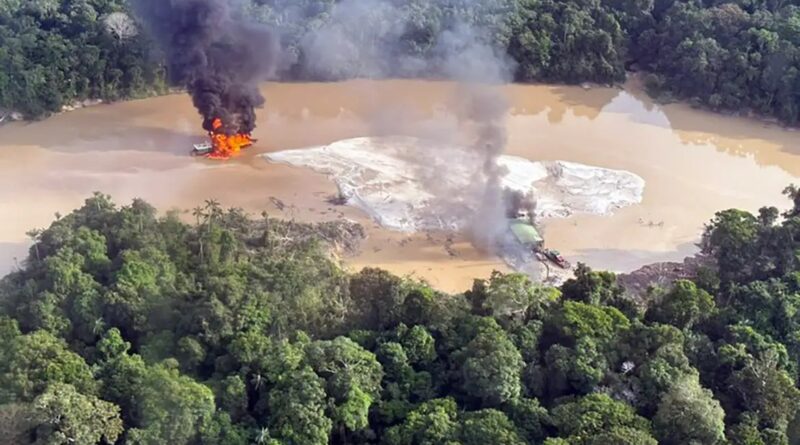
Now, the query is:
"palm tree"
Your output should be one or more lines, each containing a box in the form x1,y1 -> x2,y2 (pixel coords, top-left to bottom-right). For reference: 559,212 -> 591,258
25,228 -> 42,262
92,318 -> 106,336
204,199 -> 223,229
192,206 -> 206,263
93,191 -> 103,211
251,373 -> 263,391
256,427 -> 271,444
204,199 -> 221,210
261,211 -> 271,247
783,184 -> 800,217
191,206 -> 205,227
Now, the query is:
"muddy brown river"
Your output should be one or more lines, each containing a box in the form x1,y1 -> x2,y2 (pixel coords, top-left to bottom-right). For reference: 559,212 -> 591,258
1,79 -> 798,292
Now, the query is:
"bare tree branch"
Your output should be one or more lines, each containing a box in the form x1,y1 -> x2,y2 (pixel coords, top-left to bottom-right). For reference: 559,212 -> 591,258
104,12 -> 138,41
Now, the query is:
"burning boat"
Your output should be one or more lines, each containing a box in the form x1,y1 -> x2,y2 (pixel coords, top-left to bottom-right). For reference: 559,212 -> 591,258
133,0 -> 274,162
192,118 -> 256,160
191,142 -> 213,156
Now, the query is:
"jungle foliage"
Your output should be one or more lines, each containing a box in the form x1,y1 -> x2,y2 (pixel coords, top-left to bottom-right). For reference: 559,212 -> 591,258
4,0 -> 800,123
2,190 -> 800,443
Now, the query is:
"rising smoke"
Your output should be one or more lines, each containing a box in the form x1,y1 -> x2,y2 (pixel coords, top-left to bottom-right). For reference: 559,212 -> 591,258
437,23 -> 516,250
293,0 -> 520,251
131,0 -> 524,251
130,0 -> 278,135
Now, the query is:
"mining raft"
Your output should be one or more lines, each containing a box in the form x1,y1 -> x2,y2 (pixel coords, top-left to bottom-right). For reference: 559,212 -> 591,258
191,142 -> 214,156
509,209 -> 571,269
191,138 -> 257,158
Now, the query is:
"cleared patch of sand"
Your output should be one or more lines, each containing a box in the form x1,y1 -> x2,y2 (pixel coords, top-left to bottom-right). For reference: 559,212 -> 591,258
265,136 -> 644,233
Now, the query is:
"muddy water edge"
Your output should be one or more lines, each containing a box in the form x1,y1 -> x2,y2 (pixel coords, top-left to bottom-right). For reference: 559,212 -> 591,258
1,79 -> 798,292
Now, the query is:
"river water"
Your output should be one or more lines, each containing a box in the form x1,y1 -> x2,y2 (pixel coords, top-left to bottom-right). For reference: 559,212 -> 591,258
1,79 -> 797,292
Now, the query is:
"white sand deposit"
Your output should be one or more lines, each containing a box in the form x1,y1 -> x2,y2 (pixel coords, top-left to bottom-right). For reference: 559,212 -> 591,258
263,136 -> 645,233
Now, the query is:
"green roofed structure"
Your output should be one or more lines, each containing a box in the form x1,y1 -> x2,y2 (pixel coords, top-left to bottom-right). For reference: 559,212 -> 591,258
509,219 -> 543,248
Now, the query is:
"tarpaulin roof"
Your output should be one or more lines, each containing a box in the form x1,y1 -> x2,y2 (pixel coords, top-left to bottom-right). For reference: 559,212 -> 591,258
509,219 -> 543,245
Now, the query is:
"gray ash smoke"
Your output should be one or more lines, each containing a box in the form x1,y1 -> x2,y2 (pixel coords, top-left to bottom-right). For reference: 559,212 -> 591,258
436,24 -> 516,251
504,189 -> 537,218
130,0 -> 277,135
294,2 -> 518,251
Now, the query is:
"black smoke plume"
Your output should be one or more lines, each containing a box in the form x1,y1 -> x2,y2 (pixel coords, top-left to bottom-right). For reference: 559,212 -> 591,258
130,0 -> 277,135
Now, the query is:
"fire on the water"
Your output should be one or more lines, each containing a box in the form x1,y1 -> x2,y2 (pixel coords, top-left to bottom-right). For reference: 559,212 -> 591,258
192,118 -> 256,160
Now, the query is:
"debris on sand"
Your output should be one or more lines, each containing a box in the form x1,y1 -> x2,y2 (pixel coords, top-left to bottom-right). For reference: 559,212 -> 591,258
312,220 -> 367,255
269,197 -> 286,211
0,110 -> 23,125
326,192 -> 349,206
617,254 -> 715,303
253,217 -> 366,256
444,236 -> 457,257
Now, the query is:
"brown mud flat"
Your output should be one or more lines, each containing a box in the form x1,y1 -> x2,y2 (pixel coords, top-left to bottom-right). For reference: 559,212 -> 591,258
1,80 -> 798,292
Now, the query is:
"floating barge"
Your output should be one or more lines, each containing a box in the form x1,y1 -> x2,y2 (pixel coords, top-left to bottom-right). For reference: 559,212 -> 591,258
190,139 -> 257,158
509,218 -> 544,248
191,142 -> 213,156
508,217 -> 571,269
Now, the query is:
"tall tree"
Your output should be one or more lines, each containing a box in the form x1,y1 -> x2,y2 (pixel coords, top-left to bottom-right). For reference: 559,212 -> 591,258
304,337 -> 384,433
653,375 -> 726,445
268,367 -> 332,445
29,383 -> 123,445
457,324 -> 523,406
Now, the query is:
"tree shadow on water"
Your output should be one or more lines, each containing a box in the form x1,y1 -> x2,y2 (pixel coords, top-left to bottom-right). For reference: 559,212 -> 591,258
549,85 -> 620,122
569,242 -> 699,274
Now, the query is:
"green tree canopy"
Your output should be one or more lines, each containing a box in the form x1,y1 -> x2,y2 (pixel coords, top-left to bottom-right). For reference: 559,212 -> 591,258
0,330 -> 96,402
457,323 -> 524,406
29,383 -> 123,445
550,393 -> 654,443
653,375 -> 726,445
646,279 -> 715,329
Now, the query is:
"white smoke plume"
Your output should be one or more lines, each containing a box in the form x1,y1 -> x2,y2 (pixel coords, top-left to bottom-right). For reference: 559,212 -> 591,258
267,0 -> 522,252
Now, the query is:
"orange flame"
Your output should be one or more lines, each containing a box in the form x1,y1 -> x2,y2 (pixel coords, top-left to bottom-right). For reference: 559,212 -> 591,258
206,118 -> 254,160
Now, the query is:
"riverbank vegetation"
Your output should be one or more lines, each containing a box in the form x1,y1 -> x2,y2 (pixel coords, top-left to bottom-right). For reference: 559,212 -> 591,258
0,0 -> 167,119
2,191 -> 800,444
3,0 -> 800,123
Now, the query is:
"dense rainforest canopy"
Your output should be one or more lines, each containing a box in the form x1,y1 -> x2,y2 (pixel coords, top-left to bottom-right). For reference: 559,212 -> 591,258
2,190 -> 800,444
2,0 -> 800,122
